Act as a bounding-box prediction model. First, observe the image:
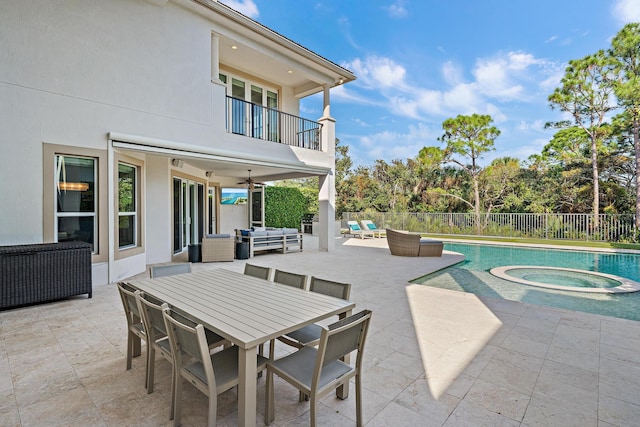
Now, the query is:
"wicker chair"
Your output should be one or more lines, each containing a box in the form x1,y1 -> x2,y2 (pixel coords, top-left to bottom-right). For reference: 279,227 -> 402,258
385,228 -> 443,257
201,235 -> 234,262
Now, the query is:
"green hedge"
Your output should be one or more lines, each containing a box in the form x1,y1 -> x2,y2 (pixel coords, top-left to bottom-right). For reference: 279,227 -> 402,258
264,187 -> 307,229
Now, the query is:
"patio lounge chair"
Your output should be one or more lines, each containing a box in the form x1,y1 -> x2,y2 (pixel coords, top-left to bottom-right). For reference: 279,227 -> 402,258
360,220 -> 384,238
347,220 -> 375,239
385,228 -> 443,257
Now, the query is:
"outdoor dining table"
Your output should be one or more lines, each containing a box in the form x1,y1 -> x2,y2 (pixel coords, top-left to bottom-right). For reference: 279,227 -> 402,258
125,268 -> 355,427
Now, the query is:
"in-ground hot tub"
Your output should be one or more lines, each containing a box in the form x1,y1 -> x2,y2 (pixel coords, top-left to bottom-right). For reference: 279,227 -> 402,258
489,266 -> 640,294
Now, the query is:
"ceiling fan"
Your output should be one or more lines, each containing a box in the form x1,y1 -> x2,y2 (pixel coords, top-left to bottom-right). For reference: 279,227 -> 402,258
237,169 -> 265,190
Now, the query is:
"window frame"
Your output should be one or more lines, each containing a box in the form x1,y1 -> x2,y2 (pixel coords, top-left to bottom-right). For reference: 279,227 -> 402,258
43,144 -> 108,263
114,153 -> 144,259
54,154 -> 98,252
117,162 -> 137,249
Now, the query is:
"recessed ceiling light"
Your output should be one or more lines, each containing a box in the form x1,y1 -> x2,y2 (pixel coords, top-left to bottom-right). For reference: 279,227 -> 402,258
287,70 -> 293,74
231,45 -> 238,50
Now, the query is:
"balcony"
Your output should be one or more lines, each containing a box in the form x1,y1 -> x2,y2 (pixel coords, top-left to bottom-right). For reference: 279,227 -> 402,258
226,96 -> 322,151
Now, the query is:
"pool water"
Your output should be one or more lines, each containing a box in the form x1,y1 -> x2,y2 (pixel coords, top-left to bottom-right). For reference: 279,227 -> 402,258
412,243 -> 640,321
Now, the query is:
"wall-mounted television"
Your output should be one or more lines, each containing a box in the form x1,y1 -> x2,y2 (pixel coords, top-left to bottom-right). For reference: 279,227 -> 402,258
221,188 -> 248,205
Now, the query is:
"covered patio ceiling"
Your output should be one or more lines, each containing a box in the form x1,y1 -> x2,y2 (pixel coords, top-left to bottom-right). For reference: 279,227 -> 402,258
111,135 -> 331,184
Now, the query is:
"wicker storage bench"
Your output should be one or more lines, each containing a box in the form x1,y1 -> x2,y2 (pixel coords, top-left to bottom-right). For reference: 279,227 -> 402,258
0,241 -> 92,309
201,235 -> 235,262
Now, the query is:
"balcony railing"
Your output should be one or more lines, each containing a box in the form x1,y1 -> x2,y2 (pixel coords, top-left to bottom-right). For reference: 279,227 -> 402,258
342,212 -> 639,243
226,96 -> 322,151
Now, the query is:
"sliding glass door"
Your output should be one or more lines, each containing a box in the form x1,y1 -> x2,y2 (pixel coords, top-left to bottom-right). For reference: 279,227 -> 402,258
173,178 -> 204,254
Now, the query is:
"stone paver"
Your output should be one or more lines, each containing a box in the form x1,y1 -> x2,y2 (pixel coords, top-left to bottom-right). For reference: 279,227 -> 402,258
1,236 -> 639,426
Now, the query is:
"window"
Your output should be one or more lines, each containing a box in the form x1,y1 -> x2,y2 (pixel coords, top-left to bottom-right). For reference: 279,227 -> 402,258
220,72 -> 279,139
118,163 -> 137,249
55,155 -> 97,252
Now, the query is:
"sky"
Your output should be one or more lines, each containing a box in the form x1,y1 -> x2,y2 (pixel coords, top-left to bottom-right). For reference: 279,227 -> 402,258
221,0 -> 640,168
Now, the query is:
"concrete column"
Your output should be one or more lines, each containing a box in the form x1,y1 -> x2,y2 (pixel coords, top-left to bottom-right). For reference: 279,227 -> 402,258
318,108 -> 336,252
322,85 -> 330,119
210,33 -> 226,133
211,33 -> 220,83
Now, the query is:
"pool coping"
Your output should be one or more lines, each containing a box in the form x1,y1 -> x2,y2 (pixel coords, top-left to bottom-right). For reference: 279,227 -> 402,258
431,237 -> 640,255
490,265 -> 640,294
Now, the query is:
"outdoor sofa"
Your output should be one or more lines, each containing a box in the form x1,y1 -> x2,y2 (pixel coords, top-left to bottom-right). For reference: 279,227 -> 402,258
0,241 -> 92,309
237,227 -> 303,258
385,228 -> 443,257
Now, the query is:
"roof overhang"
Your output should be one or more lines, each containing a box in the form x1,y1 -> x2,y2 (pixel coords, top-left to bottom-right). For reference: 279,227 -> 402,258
109,132 -> 331,182
175,0 -> 356,97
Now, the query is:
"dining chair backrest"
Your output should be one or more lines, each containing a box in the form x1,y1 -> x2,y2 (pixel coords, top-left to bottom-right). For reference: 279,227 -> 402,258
135,291 -> 173,396
309,277 -> 351,300
163,307 -> 205,364
118,282 -> 142,322
273,269 -> 307,289
244,263 -> 272,281
136,292 -> 169,340
117,282 -> 149,376
320,309 -> 372,366
150,263 -> 191,278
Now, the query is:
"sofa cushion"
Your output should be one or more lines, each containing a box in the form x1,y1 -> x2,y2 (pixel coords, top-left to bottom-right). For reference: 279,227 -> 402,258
282,228 -> 298,235
248,230 -> 267,237
419,239 -> 443,245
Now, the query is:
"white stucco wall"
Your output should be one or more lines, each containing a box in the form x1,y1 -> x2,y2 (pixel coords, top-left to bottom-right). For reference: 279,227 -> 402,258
144,156 -> 173,265
220,205 -> 248,236
0,0 -> 337,282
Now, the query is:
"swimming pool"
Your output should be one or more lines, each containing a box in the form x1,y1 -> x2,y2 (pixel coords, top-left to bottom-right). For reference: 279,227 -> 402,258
412,242 -> 640,321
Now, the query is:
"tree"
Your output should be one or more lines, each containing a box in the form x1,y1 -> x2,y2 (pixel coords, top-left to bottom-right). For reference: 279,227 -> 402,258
609,23 -> 640,226
479,157 -> 522,215
437,114 -> 500,231
548,50 -> 616,225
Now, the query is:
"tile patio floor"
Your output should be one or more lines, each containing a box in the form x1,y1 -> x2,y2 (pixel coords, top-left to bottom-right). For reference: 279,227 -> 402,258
1,236 -> 639,426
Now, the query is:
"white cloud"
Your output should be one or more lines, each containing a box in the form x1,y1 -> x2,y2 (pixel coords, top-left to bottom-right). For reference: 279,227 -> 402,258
613,0 -> 640,23
354,123 -> 435,164
472,52 -> 543,100
507,52 -> 538,71
385,0 -> 408,18
342,50 -> 559,130
442,61 -> 463,86
219,0 -> 259,18
441,83 -> 484,114
343,57 -> 408,89
518,120 -> 545,131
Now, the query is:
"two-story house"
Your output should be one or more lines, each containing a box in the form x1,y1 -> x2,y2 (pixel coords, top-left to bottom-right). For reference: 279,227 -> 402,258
1,0 -> 355,284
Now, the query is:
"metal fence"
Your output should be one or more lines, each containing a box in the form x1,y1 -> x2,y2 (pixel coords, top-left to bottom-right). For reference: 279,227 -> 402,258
341,212 -> 639,243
